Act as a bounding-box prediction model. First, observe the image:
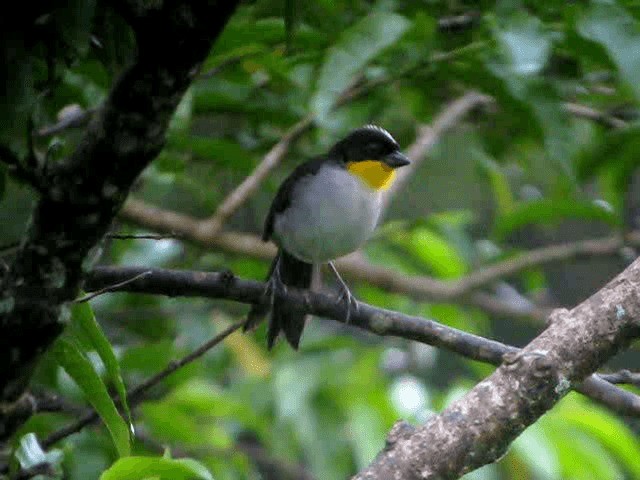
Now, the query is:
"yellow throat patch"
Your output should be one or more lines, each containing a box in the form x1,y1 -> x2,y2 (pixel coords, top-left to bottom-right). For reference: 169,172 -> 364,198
347,160 -> 396,190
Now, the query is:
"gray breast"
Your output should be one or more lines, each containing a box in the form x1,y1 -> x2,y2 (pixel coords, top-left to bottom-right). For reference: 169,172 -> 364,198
273,163 -> 382,263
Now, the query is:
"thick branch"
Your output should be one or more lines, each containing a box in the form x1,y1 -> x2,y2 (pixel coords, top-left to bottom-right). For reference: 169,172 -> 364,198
354,259 -> 640,479
84,265 -> 640,417
0,0 -> 240,440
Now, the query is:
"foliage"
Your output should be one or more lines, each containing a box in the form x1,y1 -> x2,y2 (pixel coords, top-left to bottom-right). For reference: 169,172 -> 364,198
2,1 -> 640,479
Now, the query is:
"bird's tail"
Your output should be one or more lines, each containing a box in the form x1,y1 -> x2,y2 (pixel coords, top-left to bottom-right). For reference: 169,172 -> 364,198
245,250 -> 313,350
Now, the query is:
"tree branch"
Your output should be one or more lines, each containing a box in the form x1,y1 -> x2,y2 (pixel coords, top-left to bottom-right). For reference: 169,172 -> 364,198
600,369 -> 640,388
353,259 -> 640,479
83,265 -> 640,418
0,0 -> 241,441
563,102 -> 627,129
196,115 -> 314,237
382,92 -> 493,211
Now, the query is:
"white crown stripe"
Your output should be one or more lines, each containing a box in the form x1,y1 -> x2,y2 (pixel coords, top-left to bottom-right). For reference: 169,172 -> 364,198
361,124 -> 396,144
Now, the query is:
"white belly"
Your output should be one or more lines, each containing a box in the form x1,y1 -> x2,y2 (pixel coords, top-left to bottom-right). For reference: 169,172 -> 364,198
273,164 -> 382,263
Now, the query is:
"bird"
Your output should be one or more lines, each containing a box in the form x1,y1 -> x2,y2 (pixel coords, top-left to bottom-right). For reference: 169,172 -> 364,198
244,125 -> 410,349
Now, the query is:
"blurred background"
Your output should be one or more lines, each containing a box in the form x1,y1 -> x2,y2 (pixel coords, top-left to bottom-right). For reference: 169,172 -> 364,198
2,0 -> 640,479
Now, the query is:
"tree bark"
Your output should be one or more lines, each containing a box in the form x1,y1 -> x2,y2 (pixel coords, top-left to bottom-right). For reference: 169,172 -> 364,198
0,0 -> 240,441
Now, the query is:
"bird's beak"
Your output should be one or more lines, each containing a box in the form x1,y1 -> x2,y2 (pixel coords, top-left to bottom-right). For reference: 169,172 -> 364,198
384,151 -> 411,168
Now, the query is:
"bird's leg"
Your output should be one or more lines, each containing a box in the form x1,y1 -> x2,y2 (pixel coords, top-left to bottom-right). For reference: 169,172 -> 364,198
264,254 -> 286,307
328,261 -> 358,323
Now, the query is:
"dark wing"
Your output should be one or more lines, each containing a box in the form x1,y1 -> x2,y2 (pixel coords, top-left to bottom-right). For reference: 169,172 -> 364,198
262,156 -> 328,241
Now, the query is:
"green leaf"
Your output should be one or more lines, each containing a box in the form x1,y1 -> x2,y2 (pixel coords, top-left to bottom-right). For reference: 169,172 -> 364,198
168,88 -> 193,134
485,13 -> 574,170
578,1 -> 640,103
348,404 -> 386,469
14,433 -> 63,474
475,151 -> 514,216
394,226 -> 467,278
493,199 -> 621,239
493,13 -> 552,76
510,422 -> 561,479
546,423 -> 622,480
553,398 -> 640,478
71,301 -> 133,434
100,457 -> 213,480
213,18 -> 326,54
576,124 -> 640,195
166,133 -> 253,171
311,12 -> 409,121
52,338 -> 130,457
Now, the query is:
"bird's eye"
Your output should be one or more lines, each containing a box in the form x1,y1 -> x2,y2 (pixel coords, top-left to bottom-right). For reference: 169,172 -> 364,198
365,143 -> 380,157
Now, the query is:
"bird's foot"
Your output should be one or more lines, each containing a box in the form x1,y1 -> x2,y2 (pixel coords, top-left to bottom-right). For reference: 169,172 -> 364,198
264,258 -> 287,307
328,261 -> 358,324
336,283 -> 359,324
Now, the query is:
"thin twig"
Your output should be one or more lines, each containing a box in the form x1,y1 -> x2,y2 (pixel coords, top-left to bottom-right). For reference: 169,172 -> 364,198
563,102 -> 627,129
438,11 -> 481,33
199,51 -> 258,79
107,233 -> 184,241
382,92 -> 494,212
74,270 -> 153,303
12,462 -> 57,480
0,241 -> 20,256
599,369 -> 640,388
41,321 -> 243,449
196,115 -> 314,237
453,233 -> 639,295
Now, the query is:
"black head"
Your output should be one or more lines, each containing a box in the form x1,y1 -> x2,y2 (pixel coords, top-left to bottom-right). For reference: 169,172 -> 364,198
329,125 -> 410,168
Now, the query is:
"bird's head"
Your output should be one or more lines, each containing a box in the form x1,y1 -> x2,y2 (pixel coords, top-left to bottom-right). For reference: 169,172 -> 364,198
330,125 -> 410,190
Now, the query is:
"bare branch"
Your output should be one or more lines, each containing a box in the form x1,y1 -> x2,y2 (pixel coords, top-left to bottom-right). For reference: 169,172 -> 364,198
74,270 -> 152,303
196,116 -> 314,238
13,462 -> 57,480
83,265 -> 640,418
200,52 -> 258,79
383,92 -> 494,211
438,11 -> 481,33
453,232 -> 640,294
599,369 -> 640,388
107,232 -> 184,240
563,102 -> 627,129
